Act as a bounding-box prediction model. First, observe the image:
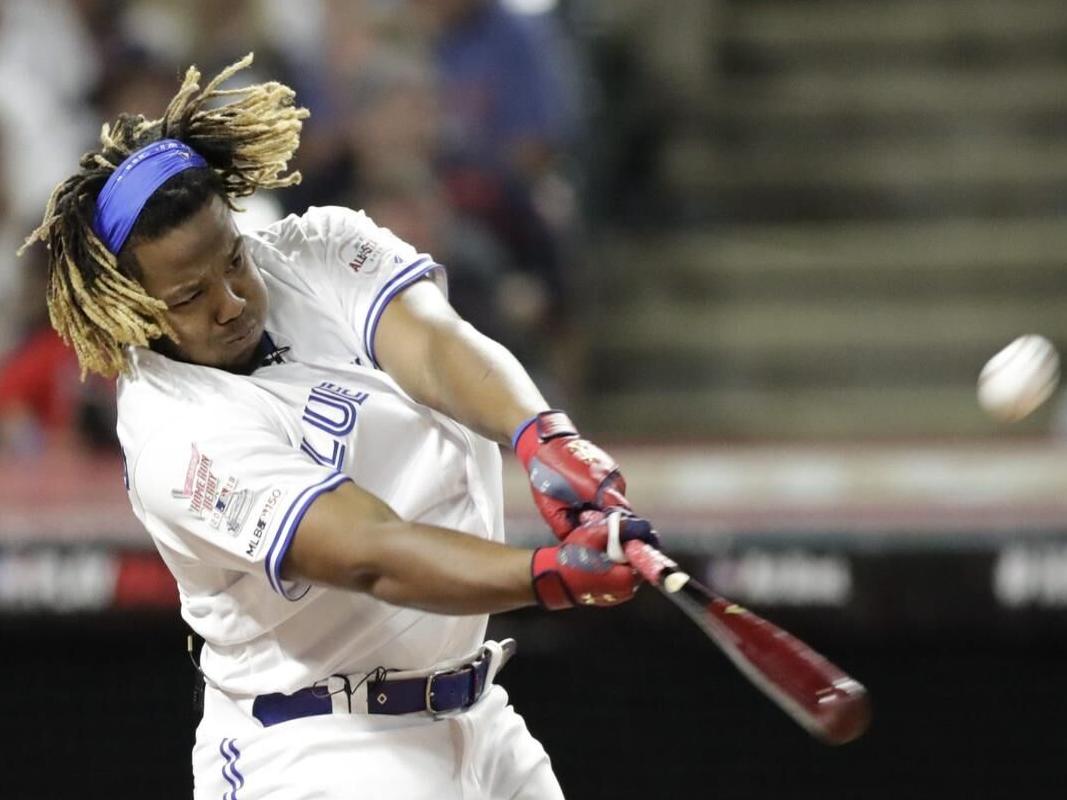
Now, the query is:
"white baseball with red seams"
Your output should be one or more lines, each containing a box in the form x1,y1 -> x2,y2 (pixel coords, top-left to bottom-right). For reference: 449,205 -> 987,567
977,335 -> 1060,422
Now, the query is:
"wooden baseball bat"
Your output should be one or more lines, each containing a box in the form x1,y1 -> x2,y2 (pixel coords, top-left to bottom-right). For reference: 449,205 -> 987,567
624,541 -> 871,745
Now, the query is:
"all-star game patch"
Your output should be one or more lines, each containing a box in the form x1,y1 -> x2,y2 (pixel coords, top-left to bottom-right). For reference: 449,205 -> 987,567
346,232 -> 388,275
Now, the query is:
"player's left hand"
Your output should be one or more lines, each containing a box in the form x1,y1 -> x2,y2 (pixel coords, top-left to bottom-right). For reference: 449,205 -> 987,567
514,410 -> 630,539
531,509 -> 659,610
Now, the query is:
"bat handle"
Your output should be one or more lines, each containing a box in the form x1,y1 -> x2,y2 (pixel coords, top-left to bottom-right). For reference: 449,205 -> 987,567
624,541 -> 692,593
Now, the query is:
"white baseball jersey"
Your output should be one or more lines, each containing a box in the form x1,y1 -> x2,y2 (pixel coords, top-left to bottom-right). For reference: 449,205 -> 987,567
117,206 -> 506,697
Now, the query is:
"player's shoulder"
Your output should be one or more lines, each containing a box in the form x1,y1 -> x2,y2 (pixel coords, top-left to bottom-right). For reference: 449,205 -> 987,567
249,205 -> 416,289
117,348 -> 199,411
116,349 -> 262,448
249,206 -> 372,250
245,206 -> 393,282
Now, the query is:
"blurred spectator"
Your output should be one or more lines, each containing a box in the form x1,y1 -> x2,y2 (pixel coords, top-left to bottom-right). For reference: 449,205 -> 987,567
345,46 -> 439,195
0,248 -> 117,456
0,0 -> 97,223
272,0 -> 393,214
0,0 -> 121,454
0,0 -> 101,366
0,0 -> 592,446
410,0 -> 584,398
412,0 -> 579,278
358,162 -> 547,355
90,45 -> 176,125
0,125 -> 18,357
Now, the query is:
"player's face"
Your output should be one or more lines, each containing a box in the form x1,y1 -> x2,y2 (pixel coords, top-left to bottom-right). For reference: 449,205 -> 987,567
131,194 -> 268,373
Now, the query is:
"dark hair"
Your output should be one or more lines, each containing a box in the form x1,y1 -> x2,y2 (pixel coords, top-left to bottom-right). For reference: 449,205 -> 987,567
19,54 -> 308,377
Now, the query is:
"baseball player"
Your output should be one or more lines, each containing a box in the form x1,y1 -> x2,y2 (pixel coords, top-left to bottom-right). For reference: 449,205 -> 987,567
21,55 -> 656,799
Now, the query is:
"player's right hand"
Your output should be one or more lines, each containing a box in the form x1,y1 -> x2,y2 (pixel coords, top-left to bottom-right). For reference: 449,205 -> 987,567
531,509 -> 658,611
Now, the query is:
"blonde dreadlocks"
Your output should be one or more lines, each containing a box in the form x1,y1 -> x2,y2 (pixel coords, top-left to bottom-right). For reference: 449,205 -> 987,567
19,53 -> 309,378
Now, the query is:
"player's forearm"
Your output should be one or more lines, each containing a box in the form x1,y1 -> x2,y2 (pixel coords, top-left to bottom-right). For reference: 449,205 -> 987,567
283,490 -> 536,614
283,484 -> 652,615
350,520 -> 536,614
420,318 -> 548,444
284,483 -> 536,614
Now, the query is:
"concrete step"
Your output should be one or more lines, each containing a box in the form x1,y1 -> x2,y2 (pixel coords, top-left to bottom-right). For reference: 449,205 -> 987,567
587,220 -> 1067,392
675,137 -> 1067,195
655,127 -> 1067,223
722,66 -> 1067,122
667,183 -> 1067,225
580,0 -> 1067,438
727,0 -> 1067,51
711,108 -> 1067,151
722,37 -> 1067,78
595,296 -> 1067,360
589,341 -> 1014,393
593,219 -> 1067,296
582,384 -> 1060,440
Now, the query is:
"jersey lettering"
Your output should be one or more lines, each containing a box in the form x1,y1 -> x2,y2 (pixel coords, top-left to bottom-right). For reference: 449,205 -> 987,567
299,382 -> 369,470
300,437 -> 347,470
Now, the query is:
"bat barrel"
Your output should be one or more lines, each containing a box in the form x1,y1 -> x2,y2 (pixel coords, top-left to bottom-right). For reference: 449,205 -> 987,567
693,590 -> 871,745
625,541 -> 871,745
809,676 -> 871,745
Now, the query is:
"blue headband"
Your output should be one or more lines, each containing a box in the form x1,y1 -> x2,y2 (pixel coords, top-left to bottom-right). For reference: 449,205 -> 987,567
92,139 -> 208,254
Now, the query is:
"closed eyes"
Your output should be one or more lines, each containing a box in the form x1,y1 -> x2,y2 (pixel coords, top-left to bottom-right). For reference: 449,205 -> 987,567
171,290 -> 202,308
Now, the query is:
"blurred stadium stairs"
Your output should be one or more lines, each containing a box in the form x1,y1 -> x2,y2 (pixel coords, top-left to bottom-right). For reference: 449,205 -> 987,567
583,0 -> 1067,439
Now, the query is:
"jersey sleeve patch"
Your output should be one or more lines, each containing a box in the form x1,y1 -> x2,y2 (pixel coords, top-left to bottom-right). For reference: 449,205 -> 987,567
290,206 -> 447,368
132,428 -> 352,599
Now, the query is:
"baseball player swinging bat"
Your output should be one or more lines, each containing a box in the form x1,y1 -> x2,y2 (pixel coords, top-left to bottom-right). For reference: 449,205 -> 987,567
624,541 -> 871,745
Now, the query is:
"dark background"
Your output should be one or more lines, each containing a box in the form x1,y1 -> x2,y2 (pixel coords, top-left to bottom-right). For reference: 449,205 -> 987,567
5,544 -> 1066,800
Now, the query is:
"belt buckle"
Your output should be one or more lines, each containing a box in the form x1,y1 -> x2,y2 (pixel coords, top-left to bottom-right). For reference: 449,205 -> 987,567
424,641 -> 514,718
425,666 -> 462,719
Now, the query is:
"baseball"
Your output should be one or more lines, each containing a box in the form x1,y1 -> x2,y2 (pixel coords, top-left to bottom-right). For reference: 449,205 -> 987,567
977,335 -> 1060,422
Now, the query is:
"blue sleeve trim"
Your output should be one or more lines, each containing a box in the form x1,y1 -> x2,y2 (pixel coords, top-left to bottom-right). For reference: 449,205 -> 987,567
362,256 -> 441,369
264,472 -> 353,599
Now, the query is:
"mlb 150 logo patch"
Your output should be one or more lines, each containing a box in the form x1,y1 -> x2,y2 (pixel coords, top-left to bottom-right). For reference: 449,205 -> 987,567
246,488 -> 283,557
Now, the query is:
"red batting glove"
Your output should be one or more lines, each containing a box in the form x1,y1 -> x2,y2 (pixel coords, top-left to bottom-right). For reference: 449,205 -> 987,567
531,510 -> 659,610
514,410 -> 630,540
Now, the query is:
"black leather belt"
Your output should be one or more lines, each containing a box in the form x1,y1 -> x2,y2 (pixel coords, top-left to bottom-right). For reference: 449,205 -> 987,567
251,640 -> 514,727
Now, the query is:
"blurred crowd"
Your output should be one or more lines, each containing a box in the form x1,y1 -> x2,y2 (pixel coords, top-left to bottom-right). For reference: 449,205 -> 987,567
0,0 -> 599,457
0,0 -> 711,458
